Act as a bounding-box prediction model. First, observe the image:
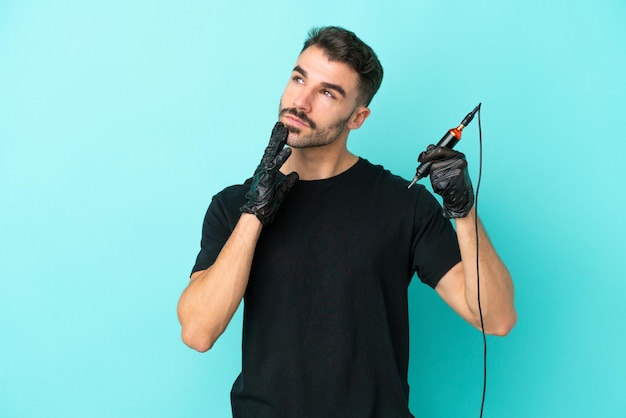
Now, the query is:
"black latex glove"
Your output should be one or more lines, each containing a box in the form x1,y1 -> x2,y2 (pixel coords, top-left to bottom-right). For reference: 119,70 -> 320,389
240,122 -> 299,225
417,145 -> 474,219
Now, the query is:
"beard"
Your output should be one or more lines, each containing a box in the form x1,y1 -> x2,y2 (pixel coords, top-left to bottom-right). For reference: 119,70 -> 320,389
278,106 -> 352,149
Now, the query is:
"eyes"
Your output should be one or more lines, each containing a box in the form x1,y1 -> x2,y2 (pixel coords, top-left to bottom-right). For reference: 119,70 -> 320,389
292,75 -> 337,99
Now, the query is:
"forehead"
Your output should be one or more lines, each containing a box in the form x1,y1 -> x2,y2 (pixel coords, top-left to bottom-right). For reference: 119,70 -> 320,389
294,46 -> 360,97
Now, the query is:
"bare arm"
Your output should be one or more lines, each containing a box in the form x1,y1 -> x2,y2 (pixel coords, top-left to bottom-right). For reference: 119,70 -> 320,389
177,213 -> 262,352
435,208 -> 517,335
177,122 -> 298,352
416,145 -> 516,335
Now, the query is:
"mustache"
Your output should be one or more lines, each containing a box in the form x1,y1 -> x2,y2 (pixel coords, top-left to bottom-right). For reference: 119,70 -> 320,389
279,108 -> 317,130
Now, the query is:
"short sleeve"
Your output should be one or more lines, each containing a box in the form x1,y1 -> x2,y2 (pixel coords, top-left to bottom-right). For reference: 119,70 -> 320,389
410,186 -> 462,288
190,184 -> 248,276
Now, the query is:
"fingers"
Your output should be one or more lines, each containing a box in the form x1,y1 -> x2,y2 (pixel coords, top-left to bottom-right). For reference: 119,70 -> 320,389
271,147 -> 292,173
270,121 -> 288,146
279,172 -> 299,193
430,158 -> 467,183
418,145 -> 465,164
426,153 -> 473,219
263,122 -> 289,169
417,144 -> 435,163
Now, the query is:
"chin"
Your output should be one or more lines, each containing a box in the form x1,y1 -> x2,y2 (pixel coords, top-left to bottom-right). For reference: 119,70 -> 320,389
284,124 -> 301,135
285,137 -> 301,148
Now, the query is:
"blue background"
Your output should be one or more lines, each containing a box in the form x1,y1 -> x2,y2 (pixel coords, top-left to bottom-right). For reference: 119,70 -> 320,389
1,1 -> 625,417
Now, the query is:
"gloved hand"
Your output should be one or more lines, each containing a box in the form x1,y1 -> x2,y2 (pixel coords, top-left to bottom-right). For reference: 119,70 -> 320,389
240,122 -> 299,225
417,145 -> 474,219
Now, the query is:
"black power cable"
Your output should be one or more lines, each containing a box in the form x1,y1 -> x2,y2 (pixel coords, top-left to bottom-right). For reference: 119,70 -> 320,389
475,105 -> 487,418
409,103 -> 487,417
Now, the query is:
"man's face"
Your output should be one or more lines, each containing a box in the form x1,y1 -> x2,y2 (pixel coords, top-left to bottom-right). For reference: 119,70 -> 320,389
278,45 -> 364,148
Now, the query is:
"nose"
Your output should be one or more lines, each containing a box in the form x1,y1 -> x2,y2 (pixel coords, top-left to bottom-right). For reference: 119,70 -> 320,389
292,87 -> 313,113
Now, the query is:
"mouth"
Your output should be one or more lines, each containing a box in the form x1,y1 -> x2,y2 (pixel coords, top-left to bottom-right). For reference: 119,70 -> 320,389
279,108 -> 316,130
283,113 -> 309,129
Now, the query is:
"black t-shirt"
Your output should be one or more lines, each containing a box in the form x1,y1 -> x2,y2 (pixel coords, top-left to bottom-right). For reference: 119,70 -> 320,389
192,158 -> 461,418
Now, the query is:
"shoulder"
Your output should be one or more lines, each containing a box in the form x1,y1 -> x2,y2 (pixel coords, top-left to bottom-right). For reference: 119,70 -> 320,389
213,182 -> 249,202
203,181 -> 250,227
356,158 -> 429,200
210,174 -> 257,207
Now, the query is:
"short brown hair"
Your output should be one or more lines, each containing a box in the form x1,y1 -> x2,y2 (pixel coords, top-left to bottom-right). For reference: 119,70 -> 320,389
302,26 -> 384,106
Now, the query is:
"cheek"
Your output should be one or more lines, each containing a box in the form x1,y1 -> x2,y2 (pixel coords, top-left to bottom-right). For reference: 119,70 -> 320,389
281,83 -> 299,105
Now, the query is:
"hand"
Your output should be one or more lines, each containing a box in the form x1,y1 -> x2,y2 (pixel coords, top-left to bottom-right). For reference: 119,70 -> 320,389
417,145 -> 474,219
240,122 -> 299,225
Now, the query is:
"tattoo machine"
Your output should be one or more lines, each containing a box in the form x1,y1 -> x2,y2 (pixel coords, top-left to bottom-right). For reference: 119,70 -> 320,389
408,103 -> 481,188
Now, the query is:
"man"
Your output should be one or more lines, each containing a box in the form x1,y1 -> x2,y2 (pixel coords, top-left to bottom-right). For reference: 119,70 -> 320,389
177,26 -> 516,418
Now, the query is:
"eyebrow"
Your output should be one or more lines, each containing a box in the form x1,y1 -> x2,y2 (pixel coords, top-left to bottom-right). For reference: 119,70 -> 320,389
293,65 -> 347,98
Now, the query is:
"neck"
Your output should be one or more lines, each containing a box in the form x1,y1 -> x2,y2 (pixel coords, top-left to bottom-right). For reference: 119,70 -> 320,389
280,144 -> 358,181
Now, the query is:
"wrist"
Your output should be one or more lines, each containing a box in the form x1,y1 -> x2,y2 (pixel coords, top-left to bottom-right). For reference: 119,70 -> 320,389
452,207 -> 477,228
239,212 -> 264,230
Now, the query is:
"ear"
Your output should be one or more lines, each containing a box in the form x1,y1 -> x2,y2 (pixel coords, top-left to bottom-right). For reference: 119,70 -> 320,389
347,106 -> 371,130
